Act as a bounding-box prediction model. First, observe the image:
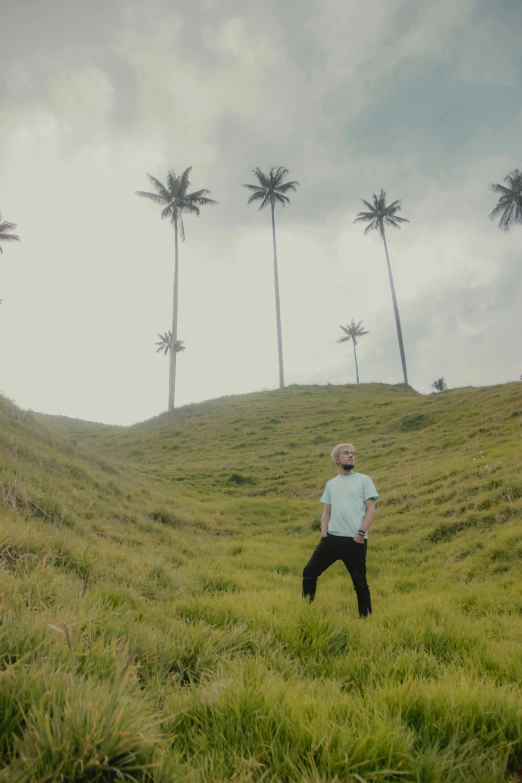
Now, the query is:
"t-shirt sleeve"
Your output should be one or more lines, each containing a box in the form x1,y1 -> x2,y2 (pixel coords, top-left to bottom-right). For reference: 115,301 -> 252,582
320,483 -> 331,504
363,475 -> 379,501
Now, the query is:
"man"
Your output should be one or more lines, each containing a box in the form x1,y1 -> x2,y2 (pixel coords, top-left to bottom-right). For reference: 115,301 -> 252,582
302,443 -> 378,617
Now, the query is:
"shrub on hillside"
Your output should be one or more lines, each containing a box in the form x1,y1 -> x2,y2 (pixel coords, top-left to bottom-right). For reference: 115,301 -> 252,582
431,377 -> 448,392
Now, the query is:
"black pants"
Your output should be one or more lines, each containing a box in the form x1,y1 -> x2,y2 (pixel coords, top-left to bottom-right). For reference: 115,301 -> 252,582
302,534 -> 372,617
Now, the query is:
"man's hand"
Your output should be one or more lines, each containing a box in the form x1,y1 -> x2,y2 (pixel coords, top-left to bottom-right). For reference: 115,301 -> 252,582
353,532 -> 365,544
320,504 -> 331,540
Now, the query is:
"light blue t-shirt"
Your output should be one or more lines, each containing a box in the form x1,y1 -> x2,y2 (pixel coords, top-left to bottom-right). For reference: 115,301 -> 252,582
320,473 -> 379,538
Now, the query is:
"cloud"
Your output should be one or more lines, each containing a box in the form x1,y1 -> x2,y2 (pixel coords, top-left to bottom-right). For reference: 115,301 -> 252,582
0,0 -> 520,423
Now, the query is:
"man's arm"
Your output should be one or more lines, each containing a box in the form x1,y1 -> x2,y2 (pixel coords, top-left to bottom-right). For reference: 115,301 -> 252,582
321,504 -> 331,537
354,499 -> 376,543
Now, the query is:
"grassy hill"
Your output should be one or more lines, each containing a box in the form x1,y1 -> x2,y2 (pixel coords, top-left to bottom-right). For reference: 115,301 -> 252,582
1,382 -> 521,782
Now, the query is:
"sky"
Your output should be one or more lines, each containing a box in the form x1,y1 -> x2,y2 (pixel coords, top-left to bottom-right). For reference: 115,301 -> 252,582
0,0 -> 521,425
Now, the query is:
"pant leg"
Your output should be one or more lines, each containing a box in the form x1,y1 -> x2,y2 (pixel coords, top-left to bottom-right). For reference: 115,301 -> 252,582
341,540 -> 372,617
302,537 -> 339,601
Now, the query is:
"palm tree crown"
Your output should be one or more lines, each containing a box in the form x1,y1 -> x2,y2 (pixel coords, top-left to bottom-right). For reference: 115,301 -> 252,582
354,190 -> 409,236
0,212 -> 21,254
243,166 -> 299,210
155,331 -> 185,355
337,320 -> 369,345
135,167 -> 216,237
488,168 -> 522,231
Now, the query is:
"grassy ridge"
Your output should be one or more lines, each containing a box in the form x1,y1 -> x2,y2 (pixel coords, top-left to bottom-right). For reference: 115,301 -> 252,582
1,383 -> 522,782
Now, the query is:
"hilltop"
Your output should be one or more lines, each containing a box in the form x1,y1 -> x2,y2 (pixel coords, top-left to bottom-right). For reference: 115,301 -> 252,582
1,383 -> 521,782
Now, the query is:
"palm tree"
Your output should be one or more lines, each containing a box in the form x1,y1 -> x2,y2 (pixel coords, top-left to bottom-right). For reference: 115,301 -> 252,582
337,320 -> 369,384
136,169 -> 216,412
0,212 -> 20,254
155,330 -> 185,356
488,168 -> 522,231
354,190 -> 410,385
243,167 -> 299,389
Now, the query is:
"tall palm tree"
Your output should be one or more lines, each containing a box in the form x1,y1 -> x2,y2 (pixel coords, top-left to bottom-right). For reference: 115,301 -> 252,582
337,319 -> 369,385
488,168 -> 522,231
0,212 -> 20,254
136,168 -> 216,412
354,190 -> 410,385
243,167 -> 299,389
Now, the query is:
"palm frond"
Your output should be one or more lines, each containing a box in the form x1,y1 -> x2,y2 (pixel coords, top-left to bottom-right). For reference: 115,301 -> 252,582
252,167 -> 271,189
488,168 -> 522,231
504,168 -> 521,187
385,216 -> 409,230
181,203 -> 200,217
178,167 -> 192,198
272,166 -> 289,187
489,183 -> 511,196
353,212 -> 376,223
373,192 -> 384,209
161,203 -> 174,220
246,190 -> 267,205
252,192 -> 270,211
274,193 -> 290,208
135,190 -> 168,205
499,202 -> 516,232
277,180 -> 300,194
354,212 -> 380,234
187,188 -> 210,199
488,202 -> 505,220
145,173 -> 170,200
0,215 -> 21,254
166,170 -> 180,198
0,220 -> 19,233
155,330 -> 172,355
188,191 -> 217,207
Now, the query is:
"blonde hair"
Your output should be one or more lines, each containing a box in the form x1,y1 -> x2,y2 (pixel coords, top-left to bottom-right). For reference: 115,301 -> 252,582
330,443 -> 355,462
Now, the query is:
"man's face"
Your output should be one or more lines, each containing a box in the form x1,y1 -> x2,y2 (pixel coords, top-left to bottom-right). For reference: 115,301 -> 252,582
336,445 -> 356,471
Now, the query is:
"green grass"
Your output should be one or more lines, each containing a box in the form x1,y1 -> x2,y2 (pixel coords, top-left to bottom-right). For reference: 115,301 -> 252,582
1,382 -> 521,782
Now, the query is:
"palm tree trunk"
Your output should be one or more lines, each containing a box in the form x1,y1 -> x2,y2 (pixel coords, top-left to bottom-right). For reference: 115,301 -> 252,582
169,215 -> 179,412
271,202 -> 284,389
382,229 -> 408,385
352,338 -> 360,384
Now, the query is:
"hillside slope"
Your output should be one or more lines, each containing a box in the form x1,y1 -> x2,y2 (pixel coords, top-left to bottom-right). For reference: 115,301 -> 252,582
1,383 -> 522,783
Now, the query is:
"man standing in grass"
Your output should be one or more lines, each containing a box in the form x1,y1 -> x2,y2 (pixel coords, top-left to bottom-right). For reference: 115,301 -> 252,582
302,443 -> 378,617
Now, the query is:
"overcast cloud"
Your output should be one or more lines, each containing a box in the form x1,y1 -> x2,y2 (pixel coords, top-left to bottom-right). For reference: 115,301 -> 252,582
0,0 -> 521,424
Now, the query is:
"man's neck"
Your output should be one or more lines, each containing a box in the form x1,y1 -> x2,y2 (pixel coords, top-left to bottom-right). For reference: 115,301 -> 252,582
338,468 -> 356,476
